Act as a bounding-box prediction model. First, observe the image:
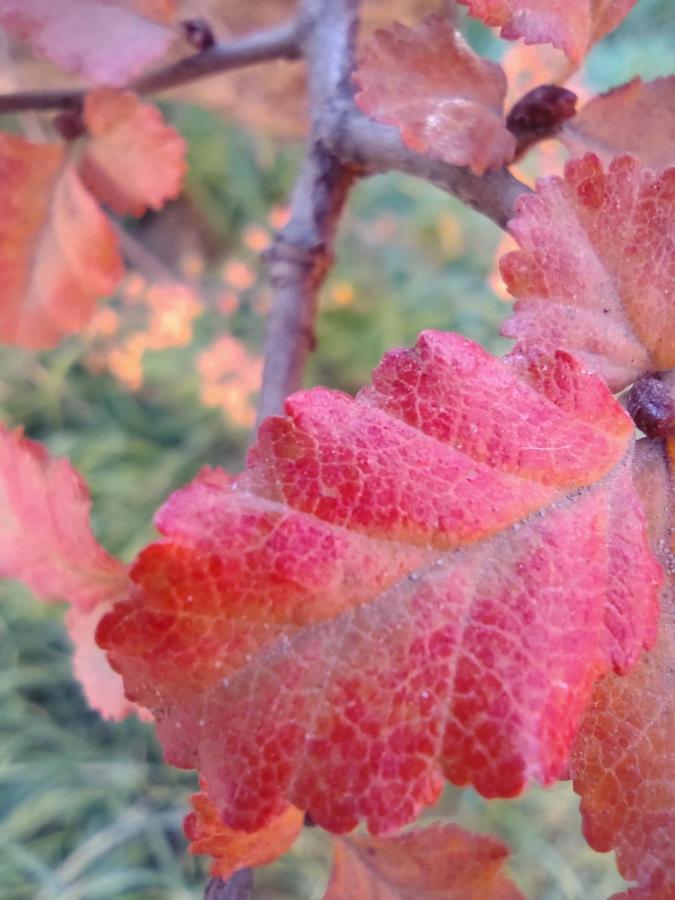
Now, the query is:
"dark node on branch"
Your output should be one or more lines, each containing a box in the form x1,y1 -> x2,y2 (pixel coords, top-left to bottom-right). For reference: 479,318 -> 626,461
627,376 -> 675,439
53,109 -> 86,141
304,811 -> 317,827
204,869 -> 254,900
507,85 -> 577,160
181,18 -> 216,52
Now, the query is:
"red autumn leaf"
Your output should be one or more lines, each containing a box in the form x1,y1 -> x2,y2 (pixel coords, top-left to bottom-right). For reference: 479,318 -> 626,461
185,789 -> 303,879
457,0 -> 636,66
560,77 -> 675,170
325,823 -> 523,899
98,331 -> 661,835
0,425 -> 139,720
80,88 -> 187,217
0,134 -> 123,349
353,17 -> 515,175
0,0 -> 177,86
571,432 -> 674,897
501,154 -> 675,392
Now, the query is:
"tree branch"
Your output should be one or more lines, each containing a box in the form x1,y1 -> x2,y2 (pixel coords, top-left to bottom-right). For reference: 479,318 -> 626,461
0,21 -> 302,114
256,0 -> 359,423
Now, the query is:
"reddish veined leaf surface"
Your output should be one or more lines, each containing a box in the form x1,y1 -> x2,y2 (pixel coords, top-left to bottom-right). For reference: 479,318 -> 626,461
501,154 -> 675,392
0,425 -> 138,719
0,134 -> 122,349
560,77 -> 675,169
571,431 -> 674,897
98,331 -> 661,834
353,17 -> 515,175
457,0 -> 636,66
185,789 -> 303,879
325,823 -> 523,899
0,0 -> 177,85
80,89 -> 187,217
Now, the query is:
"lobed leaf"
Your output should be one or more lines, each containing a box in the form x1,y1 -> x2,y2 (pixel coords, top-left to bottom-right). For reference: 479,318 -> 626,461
98,331 -> 661,835
501,154 -> 675,392
185,789 -> 303,880
0,425 -> 136,719
561,77 -> 675,170
353,17 -> 515,174
457,0 -> 636,66
80,88 -> 187,217
0,0 -> 177,85
325,823 -> 523,899
571,430 -> 675,896
0,134 -> 123,349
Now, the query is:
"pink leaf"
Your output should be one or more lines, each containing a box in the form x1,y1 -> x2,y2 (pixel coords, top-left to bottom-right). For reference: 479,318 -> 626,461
80,88 -> 187,217
561,77 -> 675,169
501,154 -> 675,391
353,17 -> 515,174
457,0 -> 636,66
0,0 -> 177,85
0,134 -> 123,349
98,332 -> 661,835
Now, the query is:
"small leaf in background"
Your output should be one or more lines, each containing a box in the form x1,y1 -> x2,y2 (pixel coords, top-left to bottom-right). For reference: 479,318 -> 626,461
571,431 -> 674,898
0,0 -> 178,85
457,0 -> 636,66
81,89 -> 187,217
0,134 -> 122,348
325,823 -> 523,899
560,76 -> 675,169
354,16 -> 515,174
98,331 -> 660,834
501,153 -> 675,391
185,789 -> 303,880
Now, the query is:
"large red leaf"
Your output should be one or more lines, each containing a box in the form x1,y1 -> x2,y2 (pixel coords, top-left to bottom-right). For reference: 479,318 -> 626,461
0,134 -> 123,349
0,0 -> 177,85
0,425 -> 136,719
560,77 -> 675,170
185,788 -> 303,880
571,433 -> 674,897
325,823 -> 523,899
457,0 -> 636,65
501,154 -> 675,392
353,17 -> 515,175
98,332 -> 661,834
80,88 -> 187,217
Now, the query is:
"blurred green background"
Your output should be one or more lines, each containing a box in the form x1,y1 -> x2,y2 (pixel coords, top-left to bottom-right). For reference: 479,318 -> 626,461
0,2 -> 672,897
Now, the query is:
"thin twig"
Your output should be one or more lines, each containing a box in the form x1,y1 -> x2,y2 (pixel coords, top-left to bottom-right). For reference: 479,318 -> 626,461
256,0 -> 359,423
0,21 -> 301,114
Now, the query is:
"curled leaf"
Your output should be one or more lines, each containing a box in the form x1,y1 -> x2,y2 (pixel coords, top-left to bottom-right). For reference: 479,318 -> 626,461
0,134 -> 122,349
99,331 -> 660,834
354,17 -> 515,174
501,154 -> 675,391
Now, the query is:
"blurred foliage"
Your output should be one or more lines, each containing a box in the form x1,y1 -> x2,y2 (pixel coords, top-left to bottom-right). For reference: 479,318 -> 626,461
0,1 -> 672,897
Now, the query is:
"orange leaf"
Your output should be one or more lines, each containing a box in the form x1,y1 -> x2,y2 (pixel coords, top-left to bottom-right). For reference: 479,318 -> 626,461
561,77 -> 675,169
354,17 -> 515,175
81,89 -> 187,217
571,432 -> 675,897
185,789 -> 303,879
457,0 -> 636,66
325,824 -> 523,899
98,332 -> 661,834
0,134 -> 122,349
0,0 -> 177,85
501,154 -> 675,391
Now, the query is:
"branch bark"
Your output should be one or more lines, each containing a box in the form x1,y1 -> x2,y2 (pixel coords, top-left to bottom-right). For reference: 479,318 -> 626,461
0,22 -> 301,114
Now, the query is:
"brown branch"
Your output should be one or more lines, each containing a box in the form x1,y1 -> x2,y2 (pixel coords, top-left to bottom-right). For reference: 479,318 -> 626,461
256,0 -> 359,423
0,21 -> 301,114
204,870 -> 253,900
